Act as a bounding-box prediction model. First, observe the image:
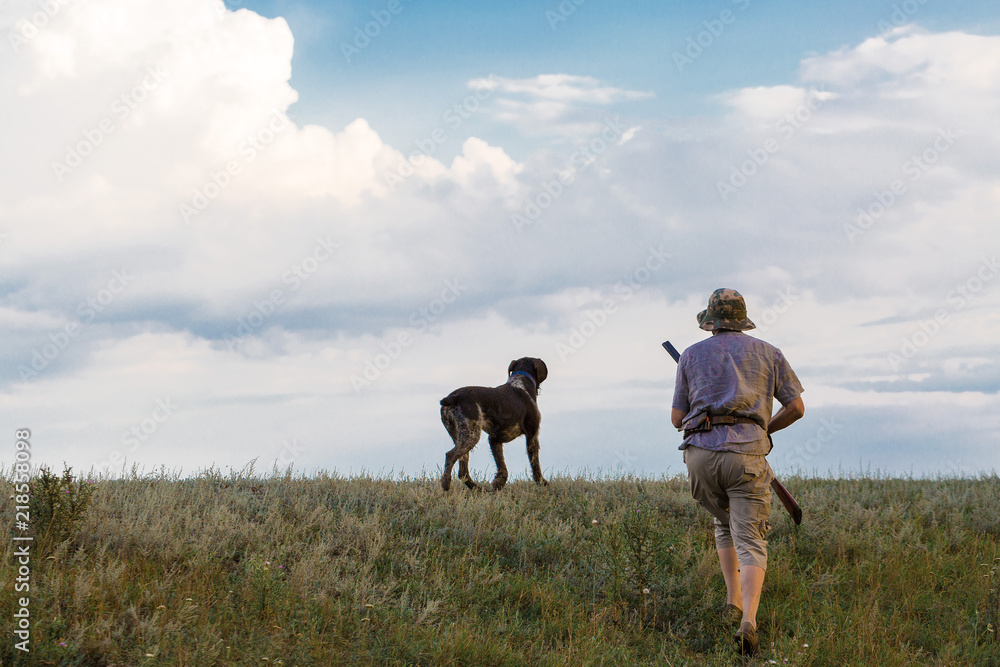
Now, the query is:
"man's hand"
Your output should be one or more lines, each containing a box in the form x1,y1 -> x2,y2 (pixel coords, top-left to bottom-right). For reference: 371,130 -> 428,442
671,408 -> 686,430
767,396 -> 805,435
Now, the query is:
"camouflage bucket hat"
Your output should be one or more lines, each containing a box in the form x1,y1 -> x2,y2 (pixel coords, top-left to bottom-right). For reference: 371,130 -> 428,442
697,288 -> 756,332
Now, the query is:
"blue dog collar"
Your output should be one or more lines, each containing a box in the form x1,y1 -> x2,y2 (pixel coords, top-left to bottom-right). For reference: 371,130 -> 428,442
508,370 -> 537,391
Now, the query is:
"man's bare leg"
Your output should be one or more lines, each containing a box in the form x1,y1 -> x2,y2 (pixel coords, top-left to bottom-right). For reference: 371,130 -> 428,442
718,547 -> 742,610
739,564 -> 765,627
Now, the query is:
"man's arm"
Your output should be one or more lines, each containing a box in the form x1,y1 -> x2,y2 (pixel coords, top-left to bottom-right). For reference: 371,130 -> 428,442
670,349 -> 688,430
767,396 -> 804,435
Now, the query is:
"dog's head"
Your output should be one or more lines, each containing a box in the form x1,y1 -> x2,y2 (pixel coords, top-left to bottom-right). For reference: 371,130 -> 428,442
507,357 -> 548,389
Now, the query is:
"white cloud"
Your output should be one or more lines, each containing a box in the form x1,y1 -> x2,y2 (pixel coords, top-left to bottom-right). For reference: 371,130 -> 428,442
2,1 -> 999,476
471,74 -> 654,105
800,27 -> 1000,135
721,85 -> 838,128
446,137 -> 525,204
468,73 -> 654,138
0,306 -> 65,330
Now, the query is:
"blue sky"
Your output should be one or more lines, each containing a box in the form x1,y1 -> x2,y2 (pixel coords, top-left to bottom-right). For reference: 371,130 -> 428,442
1,0 -> 999,481
256,0 -> 1000,157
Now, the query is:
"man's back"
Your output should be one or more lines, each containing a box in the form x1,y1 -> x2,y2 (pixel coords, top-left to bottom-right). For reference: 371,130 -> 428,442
673,331 -> 802,454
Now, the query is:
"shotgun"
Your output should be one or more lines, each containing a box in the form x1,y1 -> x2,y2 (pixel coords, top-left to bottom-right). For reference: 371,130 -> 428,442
662,340 -> 803,525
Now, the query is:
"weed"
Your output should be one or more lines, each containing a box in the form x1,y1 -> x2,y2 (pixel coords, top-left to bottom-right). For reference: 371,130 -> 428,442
28,464 -> 96,553
0,467 -> 997,664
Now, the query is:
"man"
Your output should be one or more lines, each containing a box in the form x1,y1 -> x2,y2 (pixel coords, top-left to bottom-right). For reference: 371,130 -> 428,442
671,288 -> 804,657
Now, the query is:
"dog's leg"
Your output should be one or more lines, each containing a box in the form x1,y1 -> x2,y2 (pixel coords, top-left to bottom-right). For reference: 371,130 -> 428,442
459,452 -> 479,490
488,435 -> 509,491
441,406 -> 461,491
526,433 -> 547,486
456,415 -> 482,489
444,444 -> 479,491
442,446 -> 458,491
442,404 -> 482,491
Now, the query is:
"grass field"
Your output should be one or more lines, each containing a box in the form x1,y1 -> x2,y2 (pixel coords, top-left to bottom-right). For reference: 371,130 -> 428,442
2,465 -> 999,666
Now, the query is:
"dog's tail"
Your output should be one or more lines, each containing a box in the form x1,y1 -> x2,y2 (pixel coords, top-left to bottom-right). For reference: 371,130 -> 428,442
440,398 -> 466,443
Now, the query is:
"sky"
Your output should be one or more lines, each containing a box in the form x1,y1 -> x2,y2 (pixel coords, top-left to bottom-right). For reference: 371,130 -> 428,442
1,0 -> 999,481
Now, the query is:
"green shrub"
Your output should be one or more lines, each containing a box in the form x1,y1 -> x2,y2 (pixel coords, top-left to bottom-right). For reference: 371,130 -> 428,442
29,464 -> 96,551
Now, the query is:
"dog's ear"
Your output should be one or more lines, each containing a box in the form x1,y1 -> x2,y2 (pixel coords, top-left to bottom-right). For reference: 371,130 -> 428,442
532,358 -> 548,384
508,359 -> 517,376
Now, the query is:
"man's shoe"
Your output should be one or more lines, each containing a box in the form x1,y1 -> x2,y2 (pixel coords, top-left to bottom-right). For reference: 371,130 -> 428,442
720,604 -> 743,626
735,621 -> 759,656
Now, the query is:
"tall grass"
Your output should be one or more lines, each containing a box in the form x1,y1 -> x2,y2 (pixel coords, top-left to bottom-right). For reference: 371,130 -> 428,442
1,465 -> 998,665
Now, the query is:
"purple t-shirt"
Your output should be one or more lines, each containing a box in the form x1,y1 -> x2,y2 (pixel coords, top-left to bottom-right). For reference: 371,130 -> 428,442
672,331 -> 803,455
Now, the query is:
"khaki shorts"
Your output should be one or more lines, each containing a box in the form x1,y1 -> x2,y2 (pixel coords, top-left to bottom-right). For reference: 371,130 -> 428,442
684,445 -> 773,570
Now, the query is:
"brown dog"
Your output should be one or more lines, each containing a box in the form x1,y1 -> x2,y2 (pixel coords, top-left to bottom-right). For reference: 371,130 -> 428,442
439,357 -> 548,491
